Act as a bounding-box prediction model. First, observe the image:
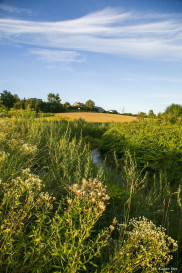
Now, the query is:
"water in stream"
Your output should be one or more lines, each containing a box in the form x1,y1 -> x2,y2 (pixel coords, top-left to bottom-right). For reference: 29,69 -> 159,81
92,148 -> 103,169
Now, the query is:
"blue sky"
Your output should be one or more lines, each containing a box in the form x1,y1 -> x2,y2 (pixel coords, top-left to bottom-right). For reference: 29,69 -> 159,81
0,0 -> 182,114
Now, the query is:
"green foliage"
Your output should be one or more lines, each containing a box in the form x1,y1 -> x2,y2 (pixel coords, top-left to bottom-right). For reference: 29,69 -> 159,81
0,172 -> 110,272
38,93 -> 64,113
46,101 -> 65,113
137,112 -> 147,121
47,93 -> 61,103
0,117 -> 179,272
155,104 -> 182,123
148,109 -> 155,118
0,90 -> 66,113
0,90 -> 16,111
64,101 -> 71,108
85,99 -> 95,108
0,170 -> 177,272
121,113 -> 136,116
99,121 -> 182,183
0,118 -> 100,196
13,100 -> 23,110
177,185 -> 182,210
103,217 -> 178,273
165,103 -> 182,117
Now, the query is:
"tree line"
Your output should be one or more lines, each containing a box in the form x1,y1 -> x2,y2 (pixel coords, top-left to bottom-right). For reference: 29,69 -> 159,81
1,90 -> 182,121
138,104 -> 182,122
0,90 -> 97,113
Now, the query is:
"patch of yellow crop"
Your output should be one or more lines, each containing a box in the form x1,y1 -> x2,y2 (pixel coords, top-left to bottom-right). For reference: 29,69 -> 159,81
54,112 -> 137,123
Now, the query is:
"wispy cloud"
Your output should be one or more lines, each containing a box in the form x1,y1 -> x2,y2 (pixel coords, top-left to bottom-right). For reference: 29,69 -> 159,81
30,49 -> 86,64
0,7 -> 182,61
0,4 -> 31,15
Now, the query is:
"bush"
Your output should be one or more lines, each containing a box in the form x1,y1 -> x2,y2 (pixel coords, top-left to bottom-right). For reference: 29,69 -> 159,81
0,170 -> 178,272
99,122 -> 182,183
103,217 -> 178,272
0,170 -> 110,272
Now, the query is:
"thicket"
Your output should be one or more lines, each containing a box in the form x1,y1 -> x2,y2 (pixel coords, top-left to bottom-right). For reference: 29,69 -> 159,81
99,120 -> 182,184
0,117 -> 180,272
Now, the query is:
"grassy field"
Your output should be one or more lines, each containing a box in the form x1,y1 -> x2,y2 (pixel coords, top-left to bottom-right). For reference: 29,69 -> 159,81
0,117 -> 179,272
55,112 -> 137,122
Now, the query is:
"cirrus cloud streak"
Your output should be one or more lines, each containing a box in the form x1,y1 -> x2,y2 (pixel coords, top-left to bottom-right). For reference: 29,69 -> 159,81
0,7 -> 182,62
30,49 -> 86,64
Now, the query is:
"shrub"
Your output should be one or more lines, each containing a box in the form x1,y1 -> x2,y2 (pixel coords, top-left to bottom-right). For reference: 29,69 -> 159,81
0,171 -> 111,272
102,217 -> 178,272
0,169 -> 178,272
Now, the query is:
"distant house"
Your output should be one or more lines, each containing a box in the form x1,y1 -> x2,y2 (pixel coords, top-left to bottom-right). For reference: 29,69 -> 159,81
95,106 -> 105,113
108,110 -> 118,114
72,102 -> 85,107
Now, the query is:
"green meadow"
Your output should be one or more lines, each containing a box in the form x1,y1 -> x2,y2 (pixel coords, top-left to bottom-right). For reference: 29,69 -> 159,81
0,115 -> 181,272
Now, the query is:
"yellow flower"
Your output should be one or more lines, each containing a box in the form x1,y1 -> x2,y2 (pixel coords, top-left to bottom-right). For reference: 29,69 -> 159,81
92,198 -> 96,204
110,225 -> 115,232
67,199 -> 72,205
105,195 -> 110,201
97,192 -> 102,198
90,191 -> 96,197
112,217 -> 118,225
99,201 -> 106,211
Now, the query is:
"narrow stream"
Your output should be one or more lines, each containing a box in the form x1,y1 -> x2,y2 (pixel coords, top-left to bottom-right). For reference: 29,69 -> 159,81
92,148 -> 103,169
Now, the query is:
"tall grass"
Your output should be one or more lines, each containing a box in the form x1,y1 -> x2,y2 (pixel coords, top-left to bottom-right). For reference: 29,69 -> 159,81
0,117 -> 179,272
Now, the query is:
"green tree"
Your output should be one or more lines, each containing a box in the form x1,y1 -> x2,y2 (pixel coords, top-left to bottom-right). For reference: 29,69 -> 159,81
64,102 -> 71,108
164,103 -> 182,117
137,112 -> 147,121
35,100 -> 43,113
47,93 -> 64,113
0,101 -> 6,112
85,99 -> 95,109
13,94 -> 20,103
24,99 -> 35,110
148,109 -> 155,118
13,101 -> 22,110
21,98 -> 26,110
0,90 -> 16,111
157,112 -> 163,119
48,93 -> 61,103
